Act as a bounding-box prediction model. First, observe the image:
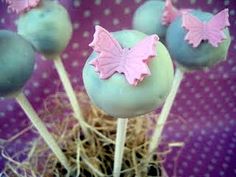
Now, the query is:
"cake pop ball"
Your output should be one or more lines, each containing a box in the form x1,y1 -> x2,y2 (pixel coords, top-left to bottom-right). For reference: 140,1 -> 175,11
0,30 -> 35,97
166,9 -> 231,70
148,9 -> 231,156
133,0 -> 167,40
17,0 -> 72,58
83,26 -> 174,118
0,30 -> 71,171
15,0 -> 87,141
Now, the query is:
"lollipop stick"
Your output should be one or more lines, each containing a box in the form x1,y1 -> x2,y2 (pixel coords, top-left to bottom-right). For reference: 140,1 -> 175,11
53,56 -> 87,176
149,68 -> 184,153
113,118 -> 128,177
53,56 -> 87,134
15,92 -> 71,172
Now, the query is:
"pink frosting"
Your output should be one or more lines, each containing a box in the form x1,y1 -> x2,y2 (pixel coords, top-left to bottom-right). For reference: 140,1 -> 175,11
162,0 -> 193,26
162,0 -> 181,25
5,0 -> 41,13
89,26 -> 159,86
182,9 -> 230,48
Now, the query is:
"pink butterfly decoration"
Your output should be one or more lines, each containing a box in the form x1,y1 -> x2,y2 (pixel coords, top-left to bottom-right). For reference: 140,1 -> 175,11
5,0 -> 41,13
162,0 -> 180,25
89,26 -> 159,86
182,9 -> 230,48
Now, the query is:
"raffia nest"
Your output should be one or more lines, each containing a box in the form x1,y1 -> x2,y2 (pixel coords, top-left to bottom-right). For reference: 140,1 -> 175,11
1,89 -> 185,177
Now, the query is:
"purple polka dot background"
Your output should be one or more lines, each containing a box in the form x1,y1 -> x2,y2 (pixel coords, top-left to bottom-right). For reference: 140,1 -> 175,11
0,0 -> 235,176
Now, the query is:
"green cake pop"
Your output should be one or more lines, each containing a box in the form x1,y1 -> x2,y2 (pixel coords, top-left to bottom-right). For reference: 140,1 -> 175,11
11,0 -> 86,135
149,9 -> 231,161
0,29 -> 70,171
5,0 -> 87,174
16,0 -> 72,58
83,27 -> 174,118
0,30 -> 35,97
83,26 -> 174,177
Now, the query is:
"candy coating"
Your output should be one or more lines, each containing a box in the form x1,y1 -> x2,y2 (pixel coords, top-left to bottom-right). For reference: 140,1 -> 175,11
0,30 -> 35,97
133,0 -> 167,40
166,10 -> 231,70
83,30 -> 174,118
17,1 -> 72,58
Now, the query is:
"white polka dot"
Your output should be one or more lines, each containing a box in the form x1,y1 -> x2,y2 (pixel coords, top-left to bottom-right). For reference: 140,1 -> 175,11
62,53 -> 69,60
72,43 -> 79,49
115,0 -> 122,4
193,167 -> 199,173
24,89 -> 31,96
213,8 -> 219,14
82,50 -> 89,57
72,77 -> 78,83
197,160 -> 202,165
83,31 -> 90,38
33,82 -> 40,88
43,89 -> 50,94
183,161 -> 188,167
93,19 -> 100,25
73,0 -> 80,7
83,10 -> 91,18
42,72 -> 49,79
220,171 -> 225,176
207,0 -> 213,4
95,0 -> 101,5
134,0 -> 142,3
200,153 -> 206,159
0,112 -> 5,117
34,64 -> 38,70
224,0 -> 230,5
1,18 -> 5,24
230,9 -> 235,16
73,22 -> 80,30
34,97 -> 41,102
72,61 -> 79,67
7,105 -> 14,111
113,18 -> 120,25
104,8 -> 111,16
124,7 -> 131,14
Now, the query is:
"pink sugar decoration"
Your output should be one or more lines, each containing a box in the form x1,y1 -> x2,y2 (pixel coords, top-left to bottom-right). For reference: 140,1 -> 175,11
162,0 -> 180,25
89,26 -> 159,86
5,0 -> 41,13
182,9 -> 230,48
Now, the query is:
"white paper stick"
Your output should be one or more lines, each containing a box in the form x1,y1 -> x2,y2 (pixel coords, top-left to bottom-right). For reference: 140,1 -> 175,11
53,56 -> 88,176
149,68 -> 184,153
53,57 -> 86,129
15,92 -> 71,172
113,118 -> 128,177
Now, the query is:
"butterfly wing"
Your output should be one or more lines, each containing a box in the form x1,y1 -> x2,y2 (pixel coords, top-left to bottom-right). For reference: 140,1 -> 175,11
182,13 -> 205,48
124,35 -> 159,85
162,0 -> 180,25
5,0 -> 40,13
206,9 -> 230,47
89,26 -> 123,79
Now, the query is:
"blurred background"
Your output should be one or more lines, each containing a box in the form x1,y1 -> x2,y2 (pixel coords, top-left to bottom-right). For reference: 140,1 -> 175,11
0,0 -> 235,176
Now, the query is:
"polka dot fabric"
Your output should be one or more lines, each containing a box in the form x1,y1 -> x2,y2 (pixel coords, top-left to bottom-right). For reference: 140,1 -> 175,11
0,0 -> 235,176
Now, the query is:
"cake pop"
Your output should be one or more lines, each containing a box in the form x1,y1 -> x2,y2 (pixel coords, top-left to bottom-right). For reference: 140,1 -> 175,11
133,0 -> 167,40
83,26 -> 174,118
16,0 -> 72,58
0,30 -> 70,171
0,30 -> 35,97
149,8 -> 231,155
83,26 -> 174,177
133,0 -> 191,41
4,0 -> 86,174
166,9 -> 231,70
8,0 -> 86,131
